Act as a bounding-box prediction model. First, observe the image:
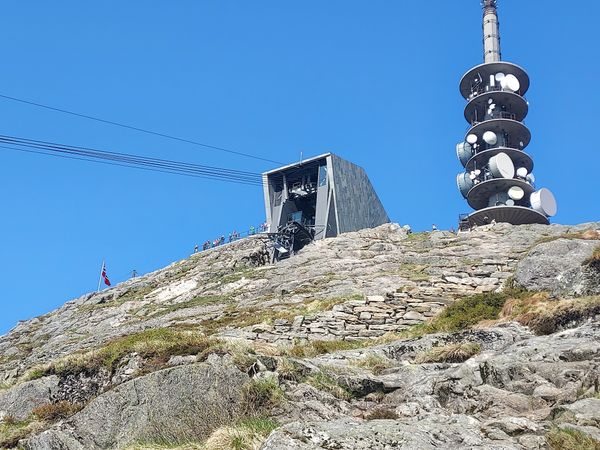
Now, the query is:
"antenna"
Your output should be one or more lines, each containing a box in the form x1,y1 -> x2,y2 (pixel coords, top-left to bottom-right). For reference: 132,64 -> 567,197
482,0 -> 501,63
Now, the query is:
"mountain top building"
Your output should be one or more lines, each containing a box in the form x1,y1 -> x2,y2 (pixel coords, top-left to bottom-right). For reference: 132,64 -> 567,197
456,0 -> 557,229
262,153 -> 389,258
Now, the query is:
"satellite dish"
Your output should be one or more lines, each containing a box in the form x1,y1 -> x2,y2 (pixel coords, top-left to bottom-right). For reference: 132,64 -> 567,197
508,186 -> 525,200
474,169 -> 481,176
467,134 -> 478,144
506,199 -> 515,206
495,73 -> 506,82
504,74 -> 521,92
530,188 -> 557,217
456,142 -> 473,167
457,173 -> 475,198
469,172 -> 477,180
483,131 -> 498,145
527,173 -> 536,184
488,98 -> 494,105
489,152 -> 515,179
516,167 -> 528,178
489,104 -> 496,110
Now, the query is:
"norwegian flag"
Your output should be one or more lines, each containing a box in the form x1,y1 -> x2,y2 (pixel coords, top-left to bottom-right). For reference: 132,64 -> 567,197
101,263 -> 111,286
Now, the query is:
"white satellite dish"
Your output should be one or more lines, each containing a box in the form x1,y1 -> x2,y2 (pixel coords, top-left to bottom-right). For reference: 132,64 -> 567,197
527,173 -> 536,184
495,72 -> 506,82
483,131 -> 498,145
457,173 -> 474,198
488,98 -> 494,105
508,186 -> 525,200
469,172 -> 477,180
489,152 -> 515,179
456,142 -> 473,166
474,169 -> 481,176
489,103 -> 496,110
504,74 -> 521,92
516,167 -> 528,178
506,199 -> 515,206
530,188 -> 557,217
467,134 -> 478,144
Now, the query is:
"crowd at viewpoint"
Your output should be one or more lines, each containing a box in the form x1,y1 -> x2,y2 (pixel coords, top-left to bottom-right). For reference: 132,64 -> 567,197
195,222 -> 269,253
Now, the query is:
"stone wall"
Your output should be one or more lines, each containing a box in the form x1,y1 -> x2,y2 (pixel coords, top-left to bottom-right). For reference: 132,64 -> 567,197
239,293 -> 454,344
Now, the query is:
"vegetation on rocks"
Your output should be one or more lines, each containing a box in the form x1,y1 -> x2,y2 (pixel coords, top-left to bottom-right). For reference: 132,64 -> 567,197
24,328 -> 220,380
0,419 -> 44,449
584,246 -> 600,270
415,342 -> 482,364
354,354 -> 394,374
306,371 -> 352,400
501,294 -> 600,335
32,401 -> 82,422
241,378 -> 284,414
546,427 -> 600,450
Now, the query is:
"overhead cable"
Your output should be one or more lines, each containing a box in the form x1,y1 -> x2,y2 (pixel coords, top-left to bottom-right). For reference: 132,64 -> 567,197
0,93 -> 282,165
0,134 -> 265,187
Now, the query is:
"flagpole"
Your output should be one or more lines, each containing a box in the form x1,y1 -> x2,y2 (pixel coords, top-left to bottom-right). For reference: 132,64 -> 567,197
97,260 -> 104,293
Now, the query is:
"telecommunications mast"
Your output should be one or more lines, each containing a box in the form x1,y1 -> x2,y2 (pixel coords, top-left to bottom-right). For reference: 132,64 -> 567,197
456,0 -> 557,226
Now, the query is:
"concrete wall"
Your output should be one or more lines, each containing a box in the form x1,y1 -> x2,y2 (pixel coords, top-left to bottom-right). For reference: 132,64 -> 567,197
330,155 -> 390,234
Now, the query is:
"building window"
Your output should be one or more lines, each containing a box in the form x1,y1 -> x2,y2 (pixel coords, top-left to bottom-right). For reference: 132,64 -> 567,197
318,165 -> 328,187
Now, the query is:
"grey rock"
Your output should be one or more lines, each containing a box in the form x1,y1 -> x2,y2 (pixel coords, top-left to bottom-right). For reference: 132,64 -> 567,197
261,416 -> 521,449
514,238 -> 600,295
0,376 -> 59,421
23,357 -> 248,450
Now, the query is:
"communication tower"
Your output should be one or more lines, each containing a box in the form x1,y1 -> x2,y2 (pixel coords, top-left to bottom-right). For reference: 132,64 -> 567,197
457,0 -> 557,227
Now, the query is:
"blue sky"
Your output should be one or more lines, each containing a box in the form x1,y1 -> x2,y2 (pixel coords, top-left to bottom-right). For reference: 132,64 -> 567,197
1,1 -> 598,334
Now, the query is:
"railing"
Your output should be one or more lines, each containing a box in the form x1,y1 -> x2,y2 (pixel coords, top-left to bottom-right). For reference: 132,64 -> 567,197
467,84 -> 524,100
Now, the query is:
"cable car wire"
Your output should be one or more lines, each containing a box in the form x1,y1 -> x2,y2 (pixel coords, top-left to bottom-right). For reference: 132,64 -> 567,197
0,93 -> 283,165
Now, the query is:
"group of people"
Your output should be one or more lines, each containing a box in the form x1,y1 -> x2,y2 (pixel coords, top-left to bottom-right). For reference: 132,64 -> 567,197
194,222 -> 269,253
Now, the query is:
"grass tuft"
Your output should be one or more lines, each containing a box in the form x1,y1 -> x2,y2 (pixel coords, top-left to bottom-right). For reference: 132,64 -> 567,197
502,295 -> 600,335
546,426 -> 600,450
415,342 -> 481,364
285,339 -> 366,358
306,371 -> 352,400
32,401 -> 82,422
24,328 -> 220,380
241,378 -> 284,415
354,354 -> 394,375
364,408 -> 399,420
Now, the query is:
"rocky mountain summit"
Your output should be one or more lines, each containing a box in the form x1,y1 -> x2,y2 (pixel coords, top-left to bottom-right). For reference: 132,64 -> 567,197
1,221 -> 599,449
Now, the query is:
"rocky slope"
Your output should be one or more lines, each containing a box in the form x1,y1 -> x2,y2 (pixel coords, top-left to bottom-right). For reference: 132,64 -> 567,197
0,221 -> 599,449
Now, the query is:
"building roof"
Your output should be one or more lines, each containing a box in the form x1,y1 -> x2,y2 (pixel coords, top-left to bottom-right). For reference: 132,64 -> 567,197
262,153 -> 332,176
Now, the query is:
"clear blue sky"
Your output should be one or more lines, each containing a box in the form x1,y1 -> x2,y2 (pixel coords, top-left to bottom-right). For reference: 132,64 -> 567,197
1,1 -> 598,334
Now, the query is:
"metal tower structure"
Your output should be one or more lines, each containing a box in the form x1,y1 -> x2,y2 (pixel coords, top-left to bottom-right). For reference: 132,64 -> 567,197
456,0 -> 557,227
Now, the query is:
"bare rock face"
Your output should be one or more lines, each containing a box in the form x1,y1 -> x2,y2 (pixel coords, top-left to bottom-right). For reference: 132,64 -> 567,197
261,416 -> 521,449
22,356 -> 248,450
514,237 -> 600,295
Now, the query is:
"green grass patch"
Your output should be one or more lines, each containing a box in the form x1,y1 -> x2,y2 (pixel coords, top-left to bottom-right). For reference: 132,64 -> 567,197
0,419 -> 44,449
241,378 -> 284,415
24,328 -> 220,380
502,294 -> 600,335
306,371 -> 352,400
285,339 -> 367,358
415,342 -> 481,364
354,354 -> 395,374
546,426 -> 600,450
